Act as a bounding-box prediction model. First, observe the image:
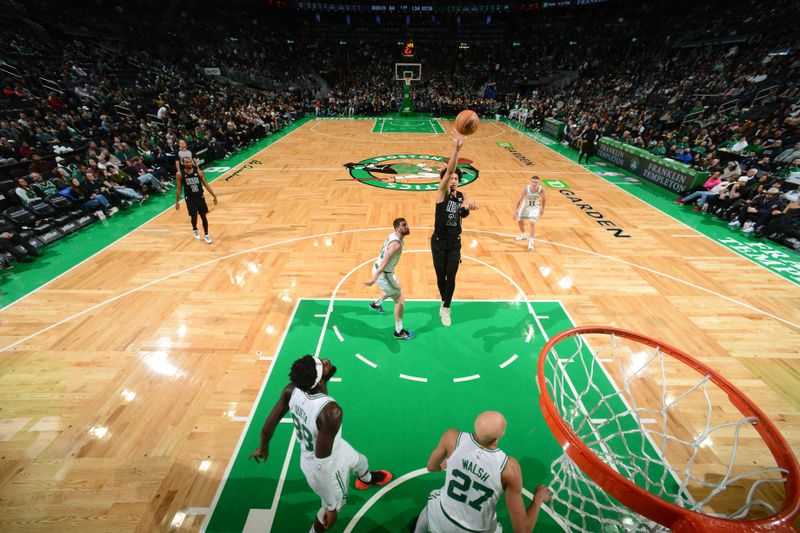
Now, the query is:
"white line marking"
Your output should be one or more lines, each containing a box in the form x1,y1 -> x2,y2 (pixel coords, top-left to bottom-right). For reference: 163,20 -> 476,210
201,300 -> 301,532
185,507 -> 210,515
399,374 -> 428,383
670,234 -> 705,238
453,374 -> 480,383
314,313 -> 328,318
242,509 -> 271,533
241,433 -> 297,532
258,356 -> 274,361
525,326 -> 535,343
230,416 -> 249,422
538,315 -> 550,319
355,353 -> 377,368
329,377 -> 342,383
499,354 -> 518,369
333,325 -> 344,342
343,468 -> 428,532
279,418 -> 292,424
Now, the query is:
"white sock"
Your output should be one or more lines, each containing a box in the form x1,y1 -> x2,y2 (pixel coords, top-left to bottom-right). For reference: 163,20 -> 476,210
395,320 -> 403,332
355,453 -> 371,482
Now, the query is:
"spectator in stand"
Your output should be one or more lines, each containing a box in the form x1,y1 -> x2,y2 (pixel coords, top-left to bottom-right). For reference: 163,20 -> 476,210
0,138 -> 19,165
674,147 -> 693,164
175,139 -> 196,172
28,154 -> 54,176
676,172 -> 722,202
675,171 -> 725,211
14,178 -> 39,205
729,135 -> 749,154
66,177 -> 114,216
729,188 -> 786,234
709,176 -> 749,218
720,161 -> 742,181
774,142 -> 800,166
100,165 -> 146,204
756,199 -> 800,246
84,172 -> 125,211
29,172 -> 59,198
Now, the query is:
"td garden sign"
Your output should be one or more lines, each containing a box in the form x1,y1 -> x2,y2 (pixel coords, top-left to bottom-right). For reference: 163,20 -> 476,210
344,154 -> 479,191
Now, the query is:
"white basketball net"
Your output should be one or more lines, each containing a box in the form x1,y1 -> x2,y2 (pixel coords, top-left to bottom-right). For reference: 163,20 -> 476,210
541,332 -> 790,532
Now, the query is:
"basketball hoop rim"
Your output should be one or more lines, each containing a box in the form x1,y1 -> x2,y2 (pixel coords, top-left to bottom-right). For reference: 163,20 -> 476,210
537,325 -> 800,532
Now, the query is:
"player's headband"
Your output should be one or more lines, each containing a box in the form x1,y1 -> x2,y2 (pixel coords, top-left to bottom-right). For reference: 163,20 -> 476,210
312,356 -> 323,389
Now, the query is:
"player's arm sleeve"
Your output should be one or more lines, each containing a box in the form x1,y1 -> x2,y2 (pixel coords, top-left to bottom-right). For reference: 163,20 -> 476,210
459,207 -> 470,218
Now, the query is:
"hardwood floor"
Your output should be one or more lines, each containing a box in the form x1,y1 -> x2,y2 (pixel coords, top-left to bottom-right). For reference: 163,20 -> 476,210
0,119 -> 797,531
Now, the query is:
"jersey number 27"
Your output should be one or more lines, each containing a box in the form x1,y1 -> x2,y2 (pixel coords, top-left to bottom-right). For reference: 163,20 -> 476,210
447,469 -> 493,511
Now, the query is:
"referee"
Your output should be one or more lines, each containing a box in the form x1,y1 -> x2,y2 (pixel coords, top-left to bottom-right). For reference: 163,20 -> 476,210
578,122 -> 600,165
432,132 -> 479,326
175,156 -> 218,243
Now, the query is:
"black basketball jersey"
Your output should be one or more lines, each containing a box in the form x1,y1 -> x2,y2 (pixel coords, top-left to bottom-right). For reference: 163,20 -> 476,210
434,190 -> 464,237
583,129 -> 599,146
180,165 -> 203,199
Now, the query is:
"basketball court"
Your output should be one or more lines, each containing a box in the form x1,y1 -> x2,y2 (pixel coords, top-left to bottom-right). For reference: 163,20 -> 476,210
1,116 -> 798,532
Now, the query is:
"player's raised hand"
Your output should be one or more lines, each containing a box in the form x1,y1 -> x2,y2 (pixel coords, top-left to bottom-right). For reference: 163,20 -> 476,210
468,201 -> 479,210
449,130 -> 465,149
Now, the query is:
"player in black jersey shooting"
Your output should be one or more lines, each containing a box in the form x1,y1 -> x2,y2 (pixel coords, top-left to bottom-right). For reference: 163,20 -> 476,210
431,132 -> 479,326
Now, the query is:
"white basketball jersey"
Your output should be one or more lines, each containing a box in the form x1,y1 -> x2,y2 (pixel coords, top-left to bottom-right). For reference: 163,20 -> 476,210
524,184 -> 543,208
439,432 -> 508,531
374,232 -> 403,273
288,388 -> 342,467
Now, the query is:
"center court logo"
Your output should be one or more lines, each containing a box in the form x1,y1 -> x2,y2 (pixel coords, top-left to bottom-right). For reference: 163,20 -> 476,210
344,154 -> 479,191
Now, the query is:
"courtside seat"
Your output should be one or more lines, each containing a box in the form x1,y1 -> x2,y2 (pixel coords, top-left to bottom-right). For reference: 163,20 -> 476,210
27,198 -> 57,219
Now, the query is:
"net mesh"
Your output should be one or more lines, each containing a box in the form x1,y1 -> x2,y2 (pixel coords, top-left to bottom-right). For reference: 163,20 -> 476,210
542,331 -> 790,532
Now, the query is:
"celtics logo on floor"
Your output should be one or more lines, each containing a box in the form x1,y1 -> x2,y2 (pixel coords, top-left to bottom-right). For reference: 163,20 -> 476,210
344,154 -> 479,191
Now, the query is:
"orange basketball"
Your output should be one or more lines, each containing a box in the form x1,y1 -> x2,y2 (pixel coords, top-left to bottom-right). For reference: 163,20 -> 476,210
454,110 -> 480,136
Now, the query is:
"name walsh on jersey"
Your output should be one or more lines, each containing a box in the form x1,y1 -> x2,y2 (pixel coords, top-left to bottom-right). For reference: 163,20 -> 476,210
462,458 -> 490,483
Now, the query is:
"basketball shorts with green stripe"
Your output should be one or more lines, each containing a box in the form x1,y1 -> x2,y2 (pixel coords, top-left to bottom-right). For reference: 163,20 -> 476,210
417,489 -> 503,533
300,438 -> 366,512
374,269 -> 402,300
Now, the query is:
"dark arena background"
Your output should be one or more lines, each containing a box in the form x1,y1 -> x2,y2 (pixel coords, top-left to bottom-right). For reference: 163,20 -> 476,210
1,0 -> 799,532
